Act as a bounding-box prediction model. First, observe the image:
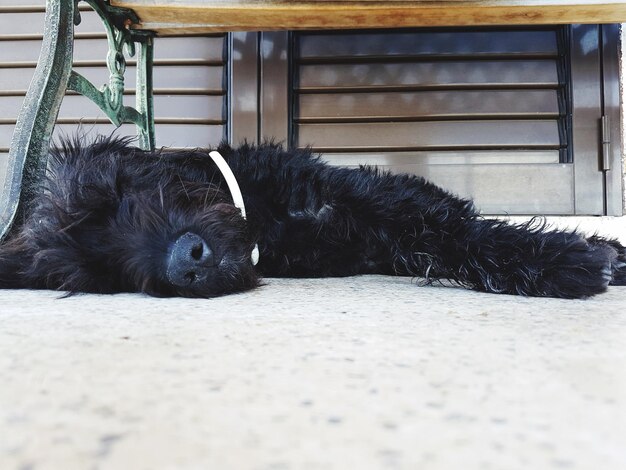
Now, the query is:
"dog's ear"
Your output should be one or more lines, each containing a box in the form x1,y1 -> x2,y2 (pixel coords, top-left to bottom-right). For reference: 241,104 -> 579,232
0,238 -> 30,289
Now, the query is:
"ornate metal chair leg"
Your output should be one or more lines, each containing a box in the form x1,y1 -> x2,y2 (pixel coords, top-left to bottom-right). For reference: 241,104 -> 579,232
0,0 -> 76,242
136,34 -> 155,151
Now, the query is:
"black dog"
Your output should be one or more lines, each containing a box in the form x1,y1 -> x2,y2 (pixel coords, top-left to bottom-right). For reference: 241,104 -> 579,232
0,135 -> 624,298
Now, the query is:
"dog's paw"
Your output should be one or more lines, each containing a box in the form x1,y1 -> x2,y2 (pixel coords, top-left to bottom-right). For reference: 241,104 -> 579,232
533,242 -> 615,299
586,235 -> 626,286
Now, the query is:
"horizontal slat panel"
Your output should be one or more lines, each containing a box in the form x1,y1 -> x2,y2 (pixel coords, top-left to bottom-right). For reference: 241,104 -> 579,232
321,150 -> 560,166
0,65 -> 224,91
152,95 -> 224,121
0,11 -> 103,37
134,36 -> 225,62
0,124 -> 225,149
0,96 -> 28,117
298,90 -> 559,121
75,65 -> 224,90
0,36 -> 226,63
0,0 -> 45,5
298,61 -> 559,90
53,124 -> 224,149
66,95 -> 223,122
297,121 -> 561,149
0,95 -> 225,121
343,163 -> 575,215
298,30 -> 559,59
0,153 -> 8,179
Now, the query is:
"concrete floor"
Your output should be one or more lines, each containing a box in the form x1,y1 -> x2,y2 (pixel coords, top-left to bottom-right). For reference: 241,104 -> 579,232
1,218 -> 626,470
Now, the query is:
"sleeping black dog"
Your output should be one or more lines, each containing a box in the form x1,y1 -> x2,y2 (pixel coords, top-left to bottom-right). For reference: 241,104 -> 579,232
0,135 -> 624,298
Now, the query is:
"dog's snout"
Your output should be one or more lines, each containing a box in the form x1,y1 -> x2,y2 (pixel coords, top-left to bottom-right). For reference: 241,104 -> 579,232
166,232 -> 215,287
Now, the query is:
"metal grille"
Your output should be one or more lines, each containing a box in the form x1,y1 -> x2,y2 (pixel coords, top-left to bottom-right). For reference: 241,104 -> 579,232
290,27 -> 571,166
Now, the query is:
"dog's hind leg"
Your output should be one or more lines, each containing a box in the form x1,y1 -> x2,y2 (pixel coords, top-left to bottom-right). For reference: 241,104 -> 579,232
394,214 -> 620,299
330,169 -> 620,299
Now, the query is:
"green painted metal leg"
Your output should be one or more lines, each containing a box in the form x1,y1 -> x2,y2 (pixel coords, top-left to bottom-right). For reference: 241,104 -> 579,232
136,34 -> 156,150
0,0 -> 76,242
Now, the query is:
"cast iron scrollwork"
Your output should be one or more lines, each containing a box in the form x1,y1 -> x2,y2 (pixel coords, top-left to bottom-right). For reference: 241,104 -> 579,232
68,0 -> 154,148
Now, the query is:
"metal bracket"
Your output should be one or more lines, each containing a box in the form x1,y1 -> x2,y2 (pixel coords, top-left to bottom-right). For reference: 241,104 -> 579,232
69,0 -> 155,150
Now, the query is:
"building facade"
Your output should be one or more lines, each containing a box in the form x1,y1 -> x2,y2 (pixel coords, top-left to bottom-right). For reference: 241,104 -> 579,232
1,2 -> 624,215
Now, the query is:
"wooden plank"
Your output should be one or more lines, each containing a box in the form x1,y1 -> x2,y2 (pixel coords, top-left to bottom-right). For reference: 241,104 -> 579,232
111,1 -> 626,34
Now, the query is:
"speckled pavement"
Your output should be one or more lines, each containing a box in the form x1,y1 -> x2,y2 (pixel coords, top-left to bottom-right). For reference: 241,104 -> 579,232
1,273 -> 625,470
2,215 -> 626,470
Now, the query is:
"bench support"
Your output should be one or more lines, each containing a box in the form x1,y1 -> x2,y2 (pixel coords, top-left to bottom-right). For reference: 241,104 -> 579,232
68,0 -> 155,149
0,0 -> 155,242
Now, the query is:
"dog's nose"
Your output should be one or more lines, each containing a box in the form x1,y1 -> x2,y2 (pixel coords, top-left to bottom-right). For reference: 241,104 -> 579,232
166,232 -> 215,287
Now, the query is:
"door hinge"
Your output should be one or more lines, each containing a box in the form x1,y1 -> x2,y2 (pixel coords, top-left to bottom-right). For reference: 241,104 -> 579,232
601,115 -> 611,171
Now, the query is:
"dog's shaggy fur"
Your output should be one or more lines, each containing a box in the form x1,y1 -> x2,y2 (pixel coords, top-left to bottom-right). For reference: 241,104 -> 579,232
1,135 -> 625,299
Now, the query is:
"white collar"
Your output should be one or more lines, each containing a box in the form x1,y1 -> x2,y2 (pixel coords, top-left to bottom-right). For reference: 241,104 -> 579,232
208,150 -> 260,266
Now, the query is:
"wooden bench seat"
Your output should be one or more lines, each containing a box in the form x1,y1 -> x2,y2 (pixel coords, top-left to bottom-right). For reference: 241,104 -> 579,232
111,0 -> 626,35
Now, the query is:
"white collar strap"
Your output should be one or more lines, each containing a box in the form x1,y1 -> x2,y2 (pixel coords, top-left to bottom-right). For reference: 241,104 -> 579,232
208,150 -> 260,266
